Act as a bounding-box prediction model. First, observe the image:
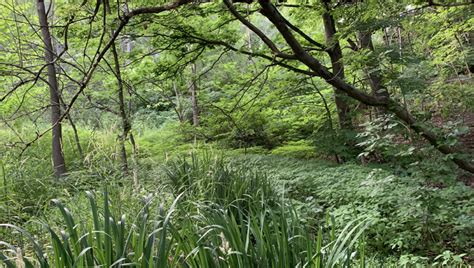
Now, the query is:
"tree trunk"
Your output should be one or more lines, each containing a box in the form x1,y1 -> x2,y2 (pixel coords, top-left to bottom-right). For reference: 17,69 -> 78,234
358,31 -> 387,97
104,1 -> 130,175
321,0 -> 352,130
37,0 -> 67,177
357,30 -> 389,115
111,40 -> 130,175
190,62 -> 200,127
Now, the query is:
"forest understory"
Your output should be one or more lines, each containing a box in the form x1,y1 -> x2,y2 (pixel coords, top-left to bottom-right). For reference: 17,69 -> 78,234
1,0 -> 473,267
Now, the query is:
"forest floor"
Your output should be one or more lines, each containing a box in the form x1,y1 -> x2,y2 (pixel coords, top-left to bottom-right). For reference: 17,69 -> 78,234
1,125 -> 473,266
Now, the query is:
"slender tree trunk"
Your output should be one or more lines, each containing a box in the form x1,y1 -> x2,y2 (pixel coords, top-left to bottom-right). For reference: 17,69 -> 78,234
111,41 -> 130,175
104,1 -> 131,176
357,30 -> 389,114
321,0 -> 352,130
190,62 -> 199,127
246,5 -> 253,53
122,29 -> 139,187
383,28 -> 391,47
37,0 -> 67,177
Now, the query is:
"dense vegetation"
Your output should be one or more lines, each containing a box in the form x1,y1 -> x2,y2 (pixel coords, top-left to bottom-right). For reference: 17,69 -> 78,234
0,0 -> 473,267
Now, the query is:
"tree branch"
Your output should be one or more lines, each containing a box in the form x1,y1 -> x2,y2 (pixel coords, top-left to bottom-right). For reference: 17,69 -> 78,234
223,0 -> 296,59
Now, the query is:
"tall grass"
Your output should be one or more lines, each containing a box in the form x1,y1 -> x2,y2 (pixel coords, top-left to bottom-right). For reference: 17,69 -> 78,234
163,152 -> 274,206
0,192 -> 369,267
0,154 -> 370,267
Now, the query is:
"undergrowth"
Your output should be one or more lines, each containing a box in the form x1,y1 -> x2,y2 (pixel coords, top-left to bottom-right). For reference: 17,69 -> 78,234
1,123 -> 472,267
229,154 -> 474,259
1,154 -> 371,267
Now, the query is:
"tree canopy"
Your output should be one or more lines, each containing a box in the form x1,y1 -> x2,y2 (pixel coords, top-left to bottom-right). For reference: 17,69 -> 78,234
0,0 -> 473,266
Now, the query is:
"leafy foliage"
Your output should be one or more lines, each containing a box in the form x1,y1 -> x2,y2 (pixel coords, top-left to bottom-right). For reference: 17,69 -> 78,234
0,0 -> 473,267
1,155 -> 371,267
230,155 -> 474,257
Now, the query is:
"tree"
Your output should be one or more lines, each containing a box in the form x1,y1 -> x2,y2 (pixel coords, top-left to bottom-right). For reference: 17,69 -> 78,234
37,0 -> 67,177
321,0 -> 352,129
257,0 -> 473,172
16,0 -> 472,174
110,40 -> 131,174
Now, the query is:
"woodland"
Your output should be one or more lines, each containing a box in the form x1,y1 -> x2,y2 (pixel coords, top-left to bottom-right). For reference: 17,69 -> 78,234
0,0 -> 473,267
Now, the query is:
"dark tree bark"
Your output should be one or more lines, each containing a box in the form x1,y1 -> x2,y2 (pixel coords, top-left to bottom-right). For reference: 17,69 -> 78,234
37,0 -> 67,177
189,62 -> 200,127
321,0 -> 352,130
